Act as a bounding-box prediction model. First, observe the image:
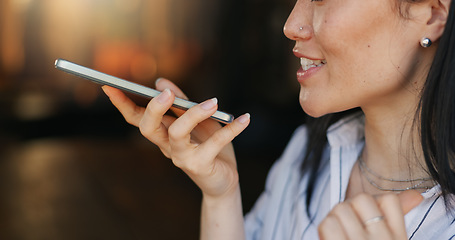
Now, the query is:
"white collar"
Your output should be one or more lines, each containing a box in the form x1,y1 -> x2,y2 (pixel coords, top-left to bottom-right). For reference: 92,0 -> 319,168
327,112 -> 365,148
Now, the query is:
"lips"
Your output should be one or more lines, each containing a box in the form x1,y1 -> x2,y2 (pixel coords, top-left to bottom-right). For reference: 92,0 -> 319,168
300,57 -> 327,71
296,57 -> 326,83
293,49 -> 326,82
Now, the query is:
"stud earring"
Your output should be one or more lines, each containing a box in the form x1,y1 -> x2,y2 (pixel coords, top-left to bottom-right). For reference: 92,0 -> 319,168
420,38 -> 432,48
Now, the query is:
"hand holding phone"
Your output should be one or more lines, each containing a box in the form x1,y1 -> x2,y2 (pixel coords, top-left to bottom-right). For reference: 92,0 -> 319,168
54,59 -> 234,124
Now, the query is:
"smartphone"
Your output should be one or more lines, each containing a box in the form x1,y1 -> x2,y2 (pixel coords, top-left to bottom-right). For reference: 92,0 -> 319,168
54,59 -> 234,124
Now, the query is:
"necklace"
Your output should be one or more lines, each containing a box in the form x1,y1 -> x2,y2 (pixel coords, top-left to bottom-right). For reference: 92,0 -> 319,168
358,154 -> 435,192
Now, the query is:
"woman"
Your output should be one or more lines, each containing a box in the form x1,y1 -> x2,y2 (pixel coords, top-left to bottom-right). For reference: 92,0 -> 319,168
102,0 -> 455,239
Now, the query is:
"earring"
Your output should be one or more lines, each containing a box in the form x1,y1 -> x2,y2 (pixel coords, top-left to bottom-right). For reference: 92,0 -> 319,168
420,38 -> 432,48
299,27 -> 303,30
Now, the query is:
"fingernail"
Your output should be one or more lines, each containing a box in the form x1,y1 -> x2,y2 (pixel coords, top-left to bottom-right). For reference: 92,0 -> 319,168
201,98 -> 218,110
157,88 -> 171,103
155,77 -> 164,86
237,113 -> 250,124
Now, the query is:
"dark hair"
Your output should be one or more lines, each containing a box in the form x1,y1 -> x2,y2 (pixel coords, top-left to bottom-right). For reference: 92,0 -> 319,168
302,1 -> 455,213
420,0 -> 455,206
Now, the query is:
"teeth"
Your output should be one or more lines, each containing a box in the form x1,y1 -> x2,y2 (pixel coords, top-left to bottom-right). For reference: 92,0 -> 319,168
300,58 -> 327,71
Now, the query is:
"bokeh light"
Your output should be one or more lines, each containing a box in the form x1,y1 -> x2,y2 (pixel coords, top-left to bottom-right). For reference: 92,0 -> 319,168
0,0 -> 302,239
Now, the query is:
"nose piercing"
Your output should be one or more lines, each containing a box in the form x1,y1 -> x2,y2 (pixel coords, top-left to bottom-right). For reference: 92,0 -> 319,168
299,27 -> 303,30
420,37 -> 432,48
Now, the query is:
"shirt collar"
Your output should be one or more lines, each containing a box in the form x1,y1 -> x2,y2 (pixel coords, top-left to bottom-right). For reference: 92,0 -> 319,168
327,112 -> 365,148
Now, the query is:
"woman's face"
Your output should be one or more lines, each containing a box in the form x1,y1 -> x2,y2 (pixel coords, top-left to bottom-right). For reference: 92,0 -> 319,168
284,0 -> 429,117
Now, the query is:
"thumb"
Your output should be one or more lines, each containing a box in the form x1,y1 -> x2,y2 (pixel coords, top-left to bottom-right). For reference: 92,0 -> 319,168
398,190 -> 424,214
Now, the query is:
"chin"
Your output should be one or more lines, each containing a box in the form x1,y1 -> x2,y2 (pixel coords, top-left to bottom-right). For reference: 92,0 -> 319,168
299,101 -> 327,118
300,98 -> 355,119
302,109 -> 327,118
299,90 -> 328,118
299,90 -> 359,119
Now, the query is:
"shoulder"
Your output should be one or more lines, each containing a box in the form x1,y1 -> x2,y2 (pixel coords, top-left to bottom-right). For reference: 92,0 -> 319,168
282,125 -> 309,158
264,125 -> 308,184
244,125 -> 311,239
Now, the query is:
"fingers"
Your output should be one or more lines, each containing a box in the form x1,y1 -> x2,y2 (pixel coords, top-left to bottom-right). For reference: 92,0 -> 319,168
319,194 -> 390,240
167,97 -> 250,152
155,78 -> 194,118
102,86 -> 146,127
377,190 -> 423,239
155,78 -> 189,100
104,79 -> 250,179
138,88 -> 176,153
155,78 -> 226,136
199,113 -> 250,160
103,84 -> 177,155
350,194 -> 392,238
167,98 -> 219,153
134,85 -> 249,162
319,191 -> 423,240
397,190 -> 424,214
326,203 -> 365,239
159,95 -> 249,169
318,214 -> 348,240
377,194 -> 407,239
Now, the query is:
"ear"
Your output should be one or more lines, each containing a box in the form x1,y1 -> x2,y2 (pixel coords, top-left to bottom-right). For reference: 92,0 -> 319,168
425,0 -> 451,42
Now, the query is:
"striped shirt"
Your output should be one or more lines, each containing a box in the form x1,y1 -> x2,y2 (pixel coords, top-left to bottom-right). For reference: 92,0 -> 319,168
244,113 -> 455,239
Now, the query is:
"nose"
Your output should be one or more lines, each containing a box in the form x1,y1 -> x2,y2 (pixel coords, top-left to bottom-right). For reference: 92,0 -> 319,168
283,0 -> 313,41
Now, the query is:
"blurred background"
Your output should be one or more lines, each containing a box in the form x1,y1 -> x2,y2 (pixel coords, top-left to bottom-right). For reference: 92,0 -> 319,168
0,0 -> 306,239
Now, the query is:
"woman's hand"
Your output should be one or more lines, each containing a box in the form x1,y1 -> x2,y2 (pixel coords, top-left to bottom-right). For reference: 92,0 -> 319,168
318,190 -> 424,240
102,78 -> 250,199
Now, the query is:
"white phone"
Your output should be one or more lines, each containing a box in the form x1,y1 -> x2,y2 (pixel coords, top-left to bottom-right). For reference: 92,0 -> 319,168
54,59 -> 234,124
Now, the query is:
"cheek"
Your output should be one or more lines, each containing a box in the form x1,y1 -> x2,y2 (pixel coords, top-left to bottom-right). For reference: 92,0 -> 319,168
314,8 -> 406,90
314,2 -> 394,63
304,3 -> 421,114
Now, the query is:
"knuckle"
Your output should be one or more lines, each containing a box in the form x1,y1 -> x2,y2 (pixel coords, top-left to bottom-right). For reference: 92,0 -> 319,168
331,203 -> 347,215
170,158 -> 182,168
167,124 -> 182,141
353,192 -> 374,204
211,130 -> 228,145
139,120 -> 154,139
125,117 -> 137,126
318,215 -> 336,231
159,147 -> 171,159
211,125 -> 236,145
380,192 -> 399,204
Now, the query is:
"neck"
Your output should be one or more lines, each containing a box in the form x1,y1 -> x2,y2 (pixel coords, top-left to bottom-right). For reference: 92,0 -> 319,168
346,106 -> 434,198
361,104 -> 431,186
346,47 -> 437,197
